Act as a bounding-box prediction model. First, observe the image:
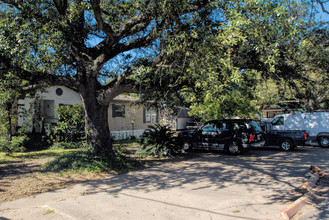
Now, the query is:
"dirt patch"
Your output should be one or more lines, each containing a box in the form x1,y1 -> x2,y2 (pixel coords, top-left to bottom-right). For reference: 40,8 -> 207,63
0,157 -> 111,204
0,150 -> 200,204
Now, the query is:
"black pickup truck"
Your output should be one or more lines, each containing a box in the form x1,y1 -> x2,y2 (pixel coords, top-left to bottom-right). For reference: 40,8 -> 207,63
260,121 -> 310,151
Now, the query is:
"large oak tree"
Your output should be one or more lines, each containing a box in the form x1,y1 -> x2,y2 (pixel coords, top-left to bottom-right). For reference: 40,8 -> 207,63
1,0 -> 326,159
0,0 -> 215,158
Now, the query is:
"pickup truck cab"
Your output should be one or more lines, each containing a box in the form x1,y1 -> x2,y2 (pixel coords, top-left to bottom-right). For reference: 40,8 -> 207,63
271,112 -> 329,147
260,121 -> 309,151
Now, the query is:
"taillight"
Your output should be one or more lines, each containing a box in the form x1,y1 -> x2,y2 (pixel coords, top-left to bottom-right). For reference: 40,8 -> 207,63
249,134 -> 255,142
304,133 -> 308,139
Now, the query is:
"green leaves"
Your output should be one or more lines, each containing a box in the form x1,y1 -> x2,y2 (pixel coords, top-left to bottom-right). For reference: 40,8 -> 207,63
154,0 -> 320,120
140,124 -> 181,157
46,104 -> 86,143
0,135 -> 29,156
0,73 -> 29,137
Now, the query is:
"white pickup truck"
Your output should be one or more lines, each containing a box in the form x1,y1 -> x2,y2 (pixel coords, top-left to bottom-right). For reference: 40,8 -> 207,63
271,112 -> 329,147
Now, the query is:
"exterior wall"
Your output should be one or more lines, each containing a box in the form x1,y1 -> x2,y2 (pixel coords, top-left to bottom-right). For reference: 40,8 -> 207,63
176,117 -> 193,130
262,108 -> 289,120
17,86 -> 82,132
262,110 -> 282,120
159,107 -> 194,130
17,86 -> 158,139
108,101 -> 158,131
17,98 -> 34,132
262,108 -> 301,120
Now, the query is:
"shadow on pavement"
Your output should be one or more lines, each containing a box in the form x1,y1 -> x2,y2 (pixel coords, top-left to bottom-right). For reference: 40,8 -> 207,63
79,146 -> 329,207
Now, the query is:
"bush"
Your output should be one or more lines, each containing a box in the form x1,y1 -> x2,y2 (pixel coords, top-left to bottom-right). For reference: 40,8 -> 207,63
139,124 -> 182,157
45,104 -> 85,144
44,151 -> 107,172
0,135 -> 29,155
24,133 -> 50,151
49,141 -> 88,150
44,150 -> 143,173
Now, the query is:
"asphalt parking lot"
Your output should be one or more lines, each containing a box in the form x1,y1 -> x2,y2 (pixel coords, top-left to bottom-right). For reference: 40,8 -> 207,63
0,145 -> 328,220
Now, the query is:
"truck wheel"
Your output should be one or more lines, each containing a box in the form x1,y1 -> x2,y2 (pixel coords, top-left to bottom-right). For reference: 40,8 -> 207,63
227,142 -> 241,155
319,137 -> 329,148
280,140 -> 294,151
183,142 -> 192,151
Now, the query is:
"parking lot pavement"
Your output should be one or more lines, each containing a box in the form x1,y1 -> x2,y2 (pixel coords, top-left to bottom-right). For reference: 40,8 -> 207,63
0,146 -> 328,220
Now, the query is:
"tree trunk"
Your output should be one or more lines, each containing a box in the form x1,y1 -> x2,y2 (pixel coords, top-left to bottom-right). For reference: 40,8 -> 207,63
5,102 -> 13,139
79,84 -> 115,159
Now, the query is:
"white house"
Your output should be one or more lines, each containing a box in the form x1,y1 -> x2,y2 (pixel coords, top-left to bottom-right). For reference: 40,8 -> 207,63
17,86 -> 158,140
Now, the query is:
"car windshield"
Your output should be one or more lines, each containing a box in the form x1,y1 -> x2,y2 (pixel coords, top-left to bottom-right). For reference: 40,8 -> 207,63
202,123 -> 217,132
272,116 -> 284,125
249,121 -> 262,131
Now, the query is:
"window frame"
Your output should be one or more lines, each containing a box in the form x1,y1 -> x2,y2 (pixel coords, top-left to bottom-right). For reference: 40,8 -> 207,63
143,108 -> 158,123
112,104 -> 125,118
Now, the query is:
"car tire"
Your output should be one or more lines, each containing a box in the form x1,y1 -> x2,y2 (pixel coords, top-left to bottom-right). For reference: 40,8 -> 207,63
280,140 -> 294,151
183,142 -> 192,151
227,142 -> 241,155
319,137 -> 329,148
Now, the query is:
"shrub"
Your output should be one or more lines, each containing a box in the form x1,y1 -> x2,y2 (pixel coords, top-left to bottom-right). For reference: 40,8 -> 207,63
139,124 -> 181,157
44,150 -> 143,173
49,141 -> 88,150
0,135 -> 29,155
24,133 -> 50,151
45,104 -> 85,144
44,151 -> 107,172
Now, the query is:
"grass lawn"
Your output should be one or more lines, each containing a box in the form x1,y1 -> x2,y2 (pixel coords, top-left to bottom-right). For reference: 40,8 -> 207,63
0,142 -> 197,204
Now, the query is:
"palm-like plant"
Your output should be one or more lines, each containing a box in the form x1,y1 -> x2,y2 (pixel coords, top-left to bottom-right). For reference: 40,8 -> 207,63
140,124 -> 181,157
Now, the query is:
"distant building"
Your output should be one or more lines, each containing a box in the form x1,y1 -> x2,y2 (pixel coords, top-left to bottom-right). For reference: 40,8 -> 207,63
160,107 -> 199,130
261,107 -> 305,120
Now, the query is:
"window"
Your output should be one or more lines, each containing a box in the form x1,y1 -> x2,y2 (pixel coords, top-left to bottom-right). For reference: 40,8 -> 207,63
249,121 -> 262,131
202,123 -> 217,132
272,116 -> 284,126
219,122 -> 228,131
112,104 -> 125,118
232,122 -> 241,131
59,104 -> 73,107
56,88 -> 63,96
143,108 -> 158,123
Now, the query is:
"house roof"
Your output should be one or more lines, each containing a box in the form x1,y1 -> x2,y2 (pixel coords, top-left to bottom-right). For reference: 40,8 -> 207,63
112,94 -> 140,103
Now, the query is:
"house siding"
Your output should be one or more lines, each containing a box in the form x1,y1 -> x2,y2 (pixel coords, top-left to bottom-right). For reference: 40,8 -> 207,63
108,101 -> 157,131
18,86 -> 158,139
17,86 -> 82,132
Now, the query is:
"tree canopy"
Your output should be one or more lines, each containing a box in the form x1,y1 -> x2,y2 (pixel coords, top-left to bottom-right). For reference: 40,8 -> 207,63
0,0 -> 215,157
0,0 -> 328,158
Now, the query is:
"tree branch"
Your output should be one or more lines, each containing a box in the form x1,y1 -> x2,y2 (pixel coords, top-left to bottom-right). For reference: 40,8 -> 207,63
99,52 -> 168,104
53,0 -> 68,16
114,19 -> 166,54
316,0 -> 329,14
0,0 -> 20,9
118,8 -> 153,38
184,0 -> 213,13
91,0 -> 116,42
0,55 -> 78,90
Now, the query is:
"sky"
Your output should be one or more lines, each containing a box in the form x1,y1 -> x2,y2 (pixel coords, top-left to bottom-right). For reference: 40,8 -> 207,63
314,1 -> 329,22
